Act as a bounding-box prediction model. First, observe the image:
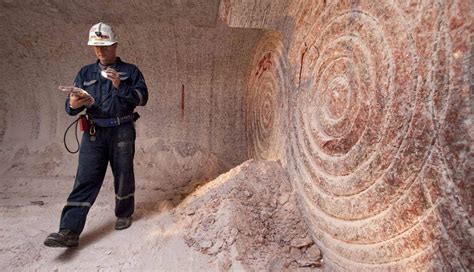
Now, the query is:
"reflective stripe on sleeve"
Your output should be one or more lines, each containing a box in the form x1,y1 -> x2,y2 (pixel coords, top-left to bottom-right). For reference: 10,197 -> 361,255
116,193 -> 134,200
134,89 -> 144,106
66,201 -> 92,207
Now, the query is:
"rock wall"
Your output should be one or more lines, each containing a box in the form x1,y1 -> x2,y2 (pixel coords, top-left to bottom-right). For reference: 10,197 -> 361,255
0,0 -> 471,270
230,0 -> 472,270
0,0 -> 264,192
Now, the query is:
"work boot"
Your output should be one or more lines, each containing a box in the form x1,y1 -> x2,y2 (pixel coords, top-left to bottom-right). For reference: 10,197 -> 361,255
44,229 -> 79,248
115,216 -> 132,230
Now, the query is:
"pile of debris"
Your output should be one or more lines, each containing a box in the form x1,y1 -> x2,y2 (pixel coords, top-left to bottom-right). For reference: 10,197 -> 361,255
179,160 -> 322,270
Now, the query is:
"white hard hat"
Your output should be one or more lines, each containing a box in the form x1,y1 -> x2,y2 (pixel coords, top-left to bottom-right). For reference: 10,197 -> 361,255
87,22 -> 117,46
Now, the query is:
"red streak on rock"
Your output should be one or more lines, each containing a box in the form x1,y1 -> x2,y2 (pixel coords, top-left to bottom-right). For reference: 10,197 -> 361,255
181,84 -> 185,118
255,52 -> 273,79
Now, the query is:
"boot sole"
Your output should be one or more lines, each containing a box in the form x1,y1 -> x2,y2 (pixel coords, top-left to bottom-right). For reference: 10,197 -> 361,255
44,238 -> 78,248
115,221 -> 132,230
115,223 -> 132,230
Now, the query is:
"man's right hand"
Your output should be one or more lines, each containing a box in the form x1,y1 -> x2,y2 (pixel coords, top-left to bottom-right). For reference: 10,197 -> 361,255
69,94 -> 93,109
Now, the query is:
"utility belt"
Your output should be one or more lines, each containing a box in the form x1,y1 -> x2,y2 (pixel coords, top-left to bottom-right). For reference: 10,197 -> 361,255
79,112 -> 139,131
79,112 -> 139,142
65,112 -> 140,153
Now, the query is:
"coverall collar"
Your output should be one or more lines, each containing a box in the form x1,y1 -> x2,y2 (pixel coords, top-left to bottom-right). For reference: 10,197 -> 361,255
95,57 -> 123,71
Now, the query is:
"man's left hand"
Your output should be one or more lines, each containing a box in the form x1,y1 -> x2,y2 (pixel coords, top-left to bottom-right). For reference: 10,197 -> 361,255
105,68 -> 121,89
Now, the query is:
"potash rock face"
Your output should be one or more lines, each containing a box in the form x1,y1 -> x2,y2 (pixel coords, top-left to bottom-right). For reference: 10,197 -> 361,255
237,0 -> 472,270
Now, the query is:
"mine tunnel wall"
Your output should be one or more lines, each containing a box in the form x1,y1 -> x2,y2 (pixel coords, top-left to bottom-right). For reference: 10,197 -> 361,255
0,1 -> 268,187
230,0 -> 472,270
0,0 -> 472,270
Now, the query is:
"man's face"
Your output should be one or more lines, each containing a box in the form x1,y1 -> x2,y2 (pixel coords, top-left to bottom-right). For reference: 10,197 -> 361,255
94,44 -> 117,65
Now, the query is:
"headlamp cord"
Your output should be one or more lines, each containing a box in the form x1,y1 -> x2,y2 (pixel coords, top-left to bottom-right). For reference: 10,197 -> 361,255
63,117 -> 81,154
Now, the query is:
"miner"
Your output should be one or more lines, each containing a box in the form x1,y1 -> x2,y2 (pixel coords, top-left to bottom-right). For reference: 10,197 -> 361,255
44,22 -> 148,247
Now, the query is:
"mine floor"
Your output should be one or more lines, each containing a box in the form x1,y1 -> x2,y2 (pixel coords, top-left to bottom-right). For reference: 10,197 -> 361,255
0,176 -> 218,271
1,161 -> 323,271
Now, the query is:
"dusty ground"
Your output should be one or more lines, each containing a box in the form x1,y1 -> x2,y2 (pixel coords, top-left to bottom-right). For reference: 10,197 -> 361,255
0,160 -> 321,271
0,176 -> 218,271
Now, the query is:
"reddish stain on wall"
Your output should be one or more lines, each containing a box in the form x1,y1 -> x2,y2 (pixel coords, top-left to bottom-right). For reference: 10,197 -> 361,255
181,84 -> 185,118
255,52 -> 273,79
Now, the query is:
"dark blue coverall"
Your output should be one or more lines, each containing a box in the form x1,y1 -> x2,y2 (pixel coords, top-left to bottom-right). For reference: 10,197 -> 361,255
60,57 -> 148,235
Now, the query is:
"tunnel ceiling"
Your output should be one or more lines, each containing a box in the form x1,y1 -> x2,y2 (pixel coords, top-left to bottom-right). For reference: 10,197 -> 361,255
0,0 -> 221,26
0,0 -> 472,270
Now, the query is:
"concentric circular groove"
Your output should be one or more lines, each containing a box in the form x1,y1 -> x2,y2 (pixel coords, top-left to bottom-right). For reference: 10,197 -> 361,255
247,31 -> 289,161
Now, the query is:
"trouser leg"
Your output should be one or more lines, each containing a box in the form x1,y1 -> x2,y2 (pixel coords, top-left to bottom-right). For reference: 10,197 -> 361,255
60,131 -> 109,235
110,122 -> 136,218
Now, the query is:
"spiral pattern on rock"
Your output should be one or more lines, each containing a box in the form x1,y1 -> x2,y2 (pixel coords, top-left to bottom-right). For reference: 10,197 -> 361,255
288,0 -> 471,269
247,31 -> 288,161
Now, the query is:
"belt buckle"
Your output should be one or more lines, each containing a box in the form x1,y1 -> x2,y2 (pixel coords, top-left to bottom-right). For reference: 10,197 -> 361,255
116,117 -> 120,126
